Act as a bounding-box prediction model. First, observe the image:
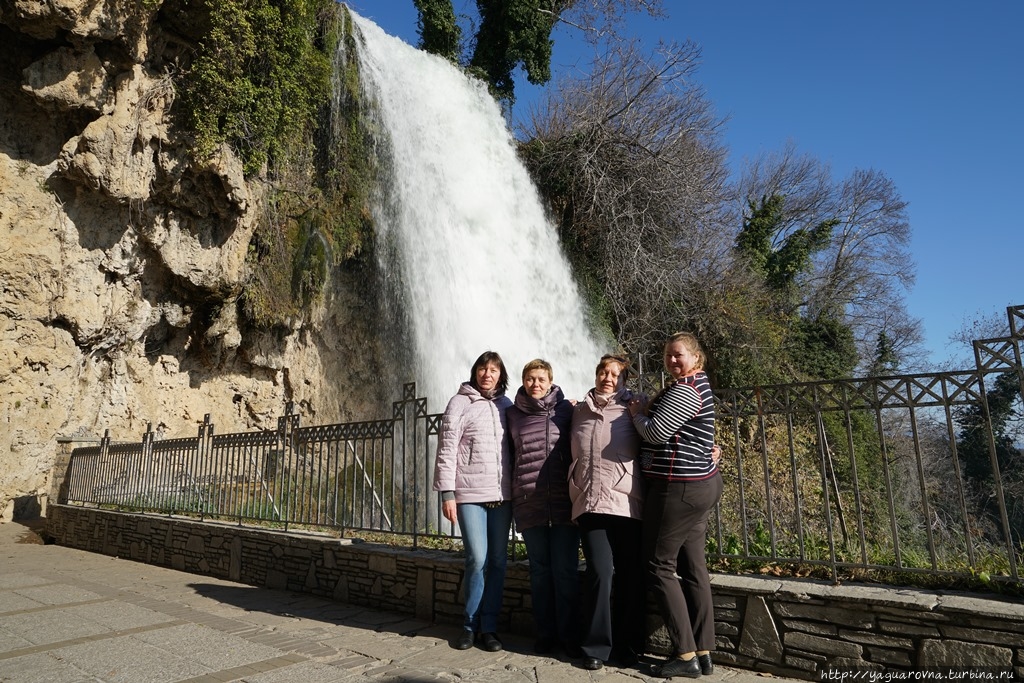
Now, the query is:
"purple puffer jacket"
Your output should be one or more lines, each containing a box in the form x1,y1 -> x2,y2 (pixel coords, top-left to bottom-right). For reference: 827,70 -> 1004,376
432,382 -> 513,503
506,385 -> 574,532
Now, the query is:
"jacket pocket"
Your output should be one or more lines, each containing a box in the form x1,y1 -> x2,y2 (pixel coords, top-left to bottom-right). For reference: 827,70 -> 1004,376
567,459 -> 583,504
611,454 -> 640,497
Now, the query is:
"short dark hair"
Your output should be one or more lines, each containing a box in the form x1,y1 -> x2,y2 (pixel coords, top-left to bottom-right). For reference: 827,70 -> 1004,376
596,353 -> 631,378
470,351 -> 509,394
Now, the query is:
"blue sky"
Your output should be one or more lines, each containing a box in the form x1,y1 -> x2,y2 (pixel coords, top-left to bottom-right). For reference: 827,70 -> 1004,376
347,1 -> 1022,369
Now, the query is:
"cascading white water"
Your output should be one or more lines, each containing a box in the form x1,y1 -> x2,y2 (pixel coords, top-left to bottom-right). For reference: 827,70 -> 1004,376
348,12 -> 607,409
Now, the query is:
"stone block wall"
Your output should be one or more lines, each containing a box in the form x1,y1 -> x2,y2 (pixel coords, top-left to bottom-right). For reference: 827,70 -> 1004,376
46,505 -> 1024,680
708,576 -> 1024,678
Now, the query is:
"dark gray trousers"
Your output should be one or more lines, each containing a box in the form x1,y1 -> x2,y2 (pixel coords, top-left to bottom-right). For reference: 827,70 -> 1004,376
578,513 -> 645,661
642,474 -> 723,654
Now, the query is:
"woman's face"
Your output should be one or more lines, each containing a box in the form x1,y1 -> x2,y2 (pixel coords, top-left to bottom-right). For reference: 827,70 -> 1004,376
595,362 -> 624,395
523,369 -> 552,398
475,362 -> 501,392
664,341 -> 699,379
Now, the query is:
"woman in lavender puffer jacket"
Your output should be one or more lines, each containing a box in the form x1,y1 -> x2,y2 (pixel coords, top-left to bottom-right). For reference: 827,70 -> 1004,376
432,351 -> 513,653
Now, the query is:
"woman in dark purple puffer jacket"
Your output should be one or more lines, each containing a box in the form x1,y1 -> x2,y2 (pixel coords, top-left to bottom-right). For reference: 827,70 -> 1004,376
506,359 -> 581,657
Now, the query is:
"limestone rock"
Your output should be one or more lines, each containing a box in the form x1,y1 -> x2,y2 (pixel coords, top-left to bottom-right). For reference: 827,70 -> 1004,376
0,0 -> 391,519
22,46 -> 115,113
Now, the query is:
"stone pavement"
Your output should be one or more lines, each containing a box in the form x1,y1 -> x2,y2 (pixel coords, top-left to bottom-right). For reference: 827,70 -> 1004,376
0,520 -> 794,683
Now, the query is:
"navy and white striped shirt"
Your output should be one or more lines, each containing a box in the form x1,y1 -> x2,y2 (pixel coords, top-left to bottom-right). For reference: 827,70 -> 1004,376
632,372 -> 716,481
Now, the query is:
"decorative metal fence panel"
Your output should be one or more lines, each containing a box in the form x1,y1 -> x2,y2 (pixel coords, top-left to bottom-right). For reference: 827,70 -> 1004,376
60,305 -> 1024,584
61,384 -> 452,546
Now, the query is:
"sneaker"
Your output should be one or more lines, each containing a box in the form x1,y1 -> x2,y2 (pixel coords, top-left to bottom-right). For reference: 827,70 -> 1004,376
453,630 -> 474,650
480,632 -> 503,652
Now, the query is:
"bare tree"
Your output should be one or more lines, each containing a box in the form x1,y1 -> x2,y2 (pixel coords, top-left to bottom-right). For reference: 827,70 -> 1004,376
546,0 -> 666,43
519,38 -> 733,361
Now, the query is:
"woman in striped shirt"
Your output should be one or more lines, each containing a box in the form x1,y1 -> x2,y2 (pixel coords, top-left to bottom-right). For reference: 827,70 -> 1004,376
629,332 -> 721,679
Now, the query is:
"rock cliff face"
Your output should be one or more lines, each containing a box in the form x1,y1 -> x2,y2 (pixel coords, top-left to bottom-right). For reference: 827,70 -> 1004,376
0,0 -> 391,520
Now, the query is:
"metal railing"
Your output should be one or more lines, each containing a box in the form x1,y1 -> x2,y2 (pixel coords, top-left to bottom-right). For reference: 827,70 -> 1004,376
60,305 -> 1024,584
62,383 -> 450,545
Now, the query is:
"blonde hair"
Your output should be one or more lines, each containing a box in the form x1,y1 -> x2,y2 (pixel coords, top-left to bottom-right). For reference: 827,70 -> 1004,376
522,358 -> 553,382
665,332 -> 705,372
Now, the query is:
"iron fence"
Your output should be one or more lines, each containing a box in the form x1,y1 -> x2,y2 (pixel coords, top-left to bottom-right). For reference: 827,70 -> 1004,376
60,306 -> 1024,584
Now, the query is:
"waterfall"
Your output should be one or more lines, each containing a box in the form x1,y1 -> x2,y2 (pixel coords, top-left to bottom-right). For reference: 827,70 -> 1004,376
345,11 -> 606,409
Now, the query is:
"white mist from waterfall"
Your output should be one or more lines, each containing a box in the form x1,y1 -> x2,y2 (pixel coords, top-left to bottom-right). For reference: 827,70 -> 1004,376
348,12 -> 607,409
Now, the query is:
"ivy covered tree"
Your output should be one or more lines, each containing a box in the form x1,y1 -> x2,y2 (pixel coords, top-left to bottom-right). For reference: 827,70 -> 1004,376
413,0 -> 664,104
733,194 -> 858,380
737,145 -> 922,374
469,0 -> 558,103
736,194 -> 836,313
413,0 -> 461,62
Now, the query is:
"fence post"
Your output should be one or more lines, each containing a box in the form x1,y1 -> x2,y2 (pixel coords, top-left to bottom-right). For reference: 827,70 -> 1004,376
973,338 -> 1020,581
277,402 -> 300,530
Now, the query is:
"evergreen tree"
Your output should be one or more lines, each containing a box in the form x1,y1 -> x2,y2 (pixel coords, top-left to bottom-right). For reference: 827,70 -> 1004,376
955,371 -> 1023,544
868,330 -> 899,376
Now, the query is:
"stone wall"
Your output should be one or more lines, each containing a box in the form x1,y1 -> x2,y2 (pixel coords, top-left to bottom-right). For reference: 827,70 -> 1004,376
46,505 -> 1024,680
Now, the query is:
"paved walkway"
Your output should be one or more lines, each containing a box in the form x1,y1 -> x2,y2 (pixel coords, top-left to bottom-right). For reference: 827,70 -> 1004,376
0,520 -> 791,683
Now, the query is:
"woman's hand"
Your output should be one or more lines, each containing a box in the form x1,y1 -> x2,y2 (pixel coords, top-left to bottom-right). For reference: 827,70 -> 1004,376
628,396 -> 648,416
442,499 -> 458,524
711,444 -> 722,465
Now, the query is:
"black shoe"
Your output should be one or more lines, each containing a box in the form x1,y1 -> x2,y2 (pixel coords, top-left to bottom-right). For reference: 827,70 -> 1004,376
697,653 -> 714,675
453,630 -> 474,650
534,637 -> 555,654
654,656 -> 701,678
582,656 -> 604,670
480,632 -> 502,652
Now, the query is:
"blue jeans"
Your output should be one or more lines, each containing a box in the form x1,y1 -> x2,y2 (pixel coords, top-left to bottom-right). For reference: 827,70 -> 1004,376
457,502 -> 513,633
521,523 -> 581,645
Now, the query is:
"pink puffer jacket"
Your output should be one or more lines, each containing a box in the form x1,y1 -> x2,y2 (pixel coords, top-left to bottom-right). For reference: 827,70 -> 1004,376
568,387 -> 645,521
432,382 -> 513,503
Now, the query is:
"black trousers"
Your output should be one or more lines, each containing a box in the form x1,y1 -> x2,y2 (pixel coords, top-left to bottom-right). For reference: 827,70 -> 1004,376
577,513 -> 645,661
642,474 -> 723,655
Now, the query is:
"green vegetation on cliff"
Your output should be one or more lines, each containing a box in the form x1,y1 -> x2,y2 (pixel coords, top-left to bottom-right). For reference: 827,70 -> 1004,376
178,0 -> 332,176
174,0 -> 375,328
